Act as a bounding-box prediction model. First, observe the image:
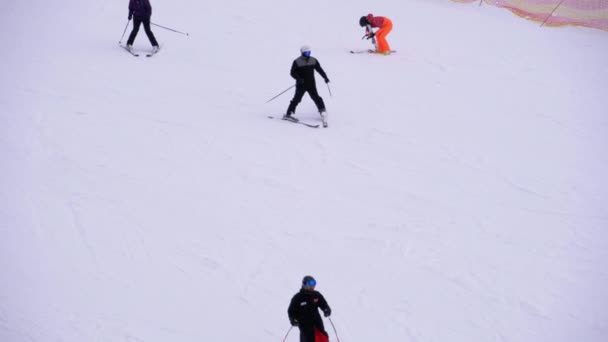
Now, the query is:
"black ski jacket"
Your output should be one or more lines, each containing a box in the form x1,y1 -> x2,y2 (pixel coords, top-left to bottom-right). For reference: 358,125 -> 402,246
290,56 -> 328,88
288,289 -> 331,331
129,0 -> 152,18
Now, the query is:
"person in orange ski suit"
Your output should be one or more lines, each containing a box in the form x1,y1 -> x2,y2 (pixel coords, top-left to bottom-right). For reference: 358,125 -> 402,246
359,13 -> 393,54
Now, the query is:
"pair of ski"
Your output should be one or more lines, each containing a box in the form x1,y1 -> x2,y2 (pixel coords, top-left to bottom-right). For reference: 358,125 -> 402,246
268,116 -> 327,129
350,49 -> 397,54
121,45 -> 159,58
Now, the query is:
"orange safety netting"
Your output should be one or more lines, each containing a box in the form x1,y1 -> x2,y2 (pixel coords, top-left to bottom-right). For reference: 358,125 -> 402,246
452,0 -> 608,31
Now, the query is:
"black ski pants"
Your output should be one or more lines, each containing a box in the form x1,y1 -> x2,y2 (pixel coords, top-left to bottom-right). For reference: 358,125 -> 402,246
298,325 -> 315,342
127,17 -> 159,47
286,84 -> 326,115
298,325 -> 328,342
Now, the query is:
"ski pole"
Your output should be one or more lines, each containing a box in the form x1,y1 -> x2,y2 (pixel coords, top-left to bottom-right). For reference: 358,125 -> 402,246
282,326 -> 293,342
151,22 -> 190,36
265,84 -> 295,103
328,317 -> 341,342
361,32 -> 377,50
119,19 -> 131,44
326,83 -> 332,97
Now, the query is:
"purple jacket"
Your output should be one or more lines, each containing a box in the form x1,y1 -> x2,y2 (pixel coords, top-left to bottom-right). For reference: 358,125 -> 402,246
129,0 -> 152,18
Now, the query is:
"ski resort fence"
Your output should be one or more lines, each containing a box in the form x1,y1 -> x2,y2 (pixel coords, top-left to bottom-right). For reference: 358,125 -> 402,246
452,0 -> 608,31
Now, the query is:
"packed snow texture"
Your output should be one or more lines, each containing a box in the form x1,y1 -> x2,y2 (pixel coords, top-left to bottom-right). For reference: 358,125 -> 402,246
1,0 -> 607,341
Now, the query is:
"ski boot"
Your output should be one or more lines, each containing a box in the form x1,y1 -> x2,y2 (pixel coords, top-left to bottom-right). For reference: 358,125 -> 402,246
319,109 -> 328,127
282,113 -> 299,123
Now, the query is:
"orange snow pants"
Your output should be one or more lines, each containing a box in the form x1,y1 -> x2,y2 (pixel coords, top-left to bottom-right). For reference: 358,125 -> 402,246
376,18 -> 393,53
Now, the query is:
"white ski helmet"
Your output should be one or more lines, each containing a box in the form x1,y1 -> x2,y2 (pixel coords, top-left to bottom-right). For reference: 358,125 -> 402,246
300,45 -> 311,54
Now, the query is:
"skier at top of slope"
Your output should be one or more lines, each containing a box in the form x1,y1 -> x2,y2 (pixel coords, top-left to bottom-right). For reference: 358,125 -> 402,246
126,0 -> 160,53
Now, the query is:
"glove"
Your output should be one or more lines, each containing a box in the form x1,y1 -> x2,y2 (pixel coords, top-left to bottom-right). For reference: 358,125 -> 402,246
128,13 -> 133,20
296,78 -> 305,85
366,32 -> 375,40
290,318 -> 299,326
323,308 -> 331,317
324,78 -> 330,84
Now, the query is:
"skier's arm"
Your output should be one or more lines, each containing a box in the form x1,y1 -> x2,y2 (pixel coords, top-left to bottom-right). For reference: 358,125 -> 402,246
290,61 -> 299,80
287,296 -> 299,324
318,294 -> 331,317
365,24 -> 377,47
128,0 -> 135,18
315,62 -> 329,82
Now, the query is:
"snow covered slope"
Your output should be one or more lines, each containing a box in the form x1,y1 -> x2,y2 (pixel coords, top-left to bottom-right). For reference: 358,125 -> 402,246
1,0 -> 607,341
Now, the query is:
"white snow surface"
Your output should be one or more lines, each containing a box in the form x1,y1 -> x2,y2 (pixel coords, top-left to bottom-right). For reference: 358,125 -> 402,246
1,0 -> 607,341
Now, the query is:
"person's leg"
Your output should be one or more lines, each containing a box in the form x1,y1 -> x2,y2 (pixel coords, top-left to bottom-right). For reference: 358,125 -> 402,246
299,326 -> 315,342
376,18 -> 393,53
314,327 -> 329,342
286,86 -> 306,116
126,18 -> 143,46
141,17 -> 159,47
307,86 -> 326,112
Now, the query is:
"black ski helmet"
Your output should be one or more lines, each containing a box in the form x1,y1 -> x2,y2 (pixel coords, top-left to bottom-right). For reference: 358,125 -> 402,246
302,275 -> 316,287
359,16 -> 368,27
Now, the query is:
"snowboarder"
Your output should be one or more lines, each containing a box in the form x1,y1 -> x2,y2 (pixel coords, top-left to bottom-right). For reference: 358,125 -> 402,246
126,0 -> 160,52
288,275 -> 332,342
359,13 -> 393,54
284,45 -> 330,125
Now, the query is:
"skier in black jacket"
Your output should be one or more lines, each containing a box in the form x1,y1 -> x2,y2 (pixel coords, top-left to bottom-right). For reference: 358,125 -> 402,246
288,275 -> 331,342
284,46 -> 330,125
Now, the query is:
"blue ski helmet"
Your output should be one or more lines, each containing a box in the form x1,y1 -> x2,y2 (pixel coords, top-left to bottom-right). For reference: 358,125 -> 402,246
302,275 -> 316,288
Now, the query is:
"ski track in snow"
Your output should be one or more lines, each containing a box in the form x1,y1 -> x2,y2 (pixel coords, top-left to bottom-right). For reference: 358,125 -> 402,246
67,200 -> 101,269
